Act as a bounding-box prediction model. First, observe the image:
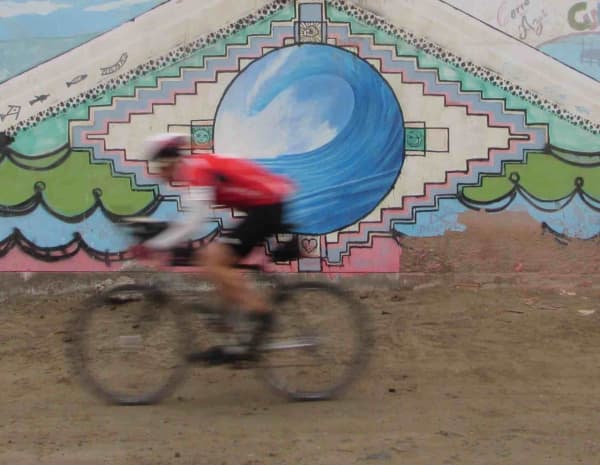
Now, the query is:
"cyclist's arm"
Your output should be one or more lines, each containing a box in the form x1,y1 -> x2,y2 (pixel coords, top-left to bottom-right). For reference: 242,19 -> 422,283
145,186 -> 213,250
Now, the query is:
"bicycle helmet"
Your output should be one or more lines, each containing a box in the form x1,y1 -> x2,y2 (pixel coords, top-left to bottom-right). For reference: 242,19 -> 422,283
143,133 -> 188,162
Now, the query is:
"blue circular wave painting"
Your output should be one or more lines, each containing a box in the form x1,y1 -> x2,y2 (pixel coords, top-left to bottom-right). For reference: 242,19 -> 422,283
214,44 -> 405,234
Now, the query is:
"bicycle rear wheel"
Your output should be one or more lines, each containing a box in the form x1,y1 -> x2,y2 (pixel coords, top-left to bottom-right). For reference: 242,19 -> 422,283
69,284 -> 191,405
258,281 -> 371,400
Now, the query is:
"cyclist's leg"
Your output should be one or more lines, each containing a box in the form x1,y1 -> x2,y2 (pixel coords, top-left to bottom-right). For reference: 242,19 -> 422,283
189,205 -> 283,362
200,241 -> 268,313
200,203 -> 283,313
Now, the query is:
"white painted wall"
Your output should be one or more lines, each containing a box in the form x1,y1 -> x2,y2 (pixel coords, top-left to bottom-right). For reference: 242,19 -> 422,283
348,0 -> 600,121
0,0 -> 274,134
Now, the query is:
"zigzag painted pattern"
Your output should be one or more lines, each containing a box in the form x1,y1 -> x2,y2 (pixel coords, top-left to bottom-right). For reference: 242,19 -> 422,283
69,19 -> 548,265
323,24 -> 548,263
71,25 -> 295,205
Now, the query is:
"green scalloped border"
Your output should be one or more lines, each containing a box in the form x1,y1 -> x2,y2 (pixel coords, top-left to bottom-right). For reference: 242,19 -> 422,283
0,148 -> 157,216
462,152 -> 600,201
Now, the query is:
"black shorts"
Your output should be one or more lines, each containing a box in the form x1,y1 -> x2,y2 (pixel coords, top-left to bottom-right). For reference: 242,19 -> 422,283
222,203 -> 285,258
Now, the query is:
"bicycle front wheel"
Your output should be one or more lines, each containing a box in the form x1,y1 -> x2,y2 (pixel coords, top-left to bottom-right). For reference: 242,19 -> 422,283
259,281 -> 372,401
69,284 -> 192,405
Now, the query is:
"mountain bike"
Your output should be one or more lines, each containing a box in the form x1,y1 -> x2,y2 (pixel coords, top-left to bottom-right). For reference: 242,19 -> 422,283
67,219 -> 372,405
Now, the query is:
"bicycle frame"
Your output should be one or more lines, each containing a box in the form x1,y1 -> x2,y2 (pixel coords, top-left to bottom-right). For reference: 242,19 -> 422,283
120,217 -> 300,272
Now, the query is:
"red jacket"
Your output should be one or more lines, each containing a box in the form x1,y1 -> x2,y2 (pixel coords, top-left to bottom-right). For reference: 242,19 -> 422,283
175,154 -> 294,209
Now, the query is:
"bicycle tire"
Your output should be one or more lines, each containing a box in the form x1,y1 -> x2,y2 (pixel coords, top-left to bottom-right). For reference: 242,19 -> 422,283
258,280 -> 372,401
68,284 -> 192,405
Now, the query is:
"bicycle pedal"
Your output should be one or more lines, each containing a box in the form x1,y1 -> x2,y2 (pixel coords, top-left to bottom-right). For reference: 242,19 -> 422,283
186,345 -> 258,366
228,360 -> 256,370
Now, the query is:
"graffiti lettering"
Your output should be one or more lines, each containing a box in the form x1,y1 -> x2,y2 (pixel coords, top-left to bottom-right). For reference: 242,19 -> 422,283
568,1 -> 600,31
497,0 -> 546,39
497,0 -> 548,40
497,0 -> 530,27
518,10 -> 546,39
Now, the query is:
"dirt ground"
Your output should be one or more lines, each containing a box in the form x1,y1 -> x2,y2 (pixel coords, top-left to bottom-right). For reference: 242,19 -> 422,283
2,276 -> 600,465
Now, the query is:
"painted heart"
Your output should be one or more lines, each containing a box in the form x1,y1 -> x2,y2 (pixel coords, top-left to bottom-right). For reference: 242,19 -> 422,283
301,238 -> 318,254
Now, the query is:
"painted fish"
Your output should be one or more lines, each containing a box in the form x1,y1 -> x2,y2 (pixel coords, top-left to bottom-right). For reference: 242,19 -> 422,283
100,52 -> 128,76
66,74 -> 88,87
29,94 -> 50,106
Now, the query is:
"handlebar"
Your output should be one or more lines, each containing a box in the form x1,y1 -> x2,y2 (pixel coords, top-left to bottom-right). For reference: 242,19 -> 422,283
119,218 -> 170,242
120,218 -> 195,266
120,217 -> 301,266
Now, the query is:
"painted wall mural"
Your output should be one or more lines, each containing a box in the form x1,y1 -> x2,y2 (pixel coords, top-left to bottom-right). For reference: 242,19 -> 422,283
0,0 -> 165,83
0,0 -> 598,272
444,0 -> 600,81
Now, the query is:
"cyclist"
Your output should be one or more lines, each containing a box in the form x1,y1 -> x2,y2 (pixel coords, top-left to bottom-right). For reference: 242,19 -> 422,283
132,133 -> 296,364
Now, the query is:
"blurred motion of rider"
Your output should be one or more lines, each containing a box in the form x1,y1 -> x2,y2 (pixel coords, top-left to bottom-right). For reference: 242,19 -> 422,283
132,133 -> 296,364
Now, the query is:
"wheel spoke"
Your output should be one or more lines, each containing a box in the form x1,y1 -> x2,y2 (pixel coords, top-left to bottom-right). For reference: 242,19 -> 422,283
70,284 -> 190,405
259,281 -> 371,400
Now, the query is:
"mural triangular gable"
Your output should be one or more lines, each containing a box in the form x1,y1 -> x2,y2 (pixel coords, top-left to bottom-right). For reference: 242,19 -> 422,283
0,0 -> 597,271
